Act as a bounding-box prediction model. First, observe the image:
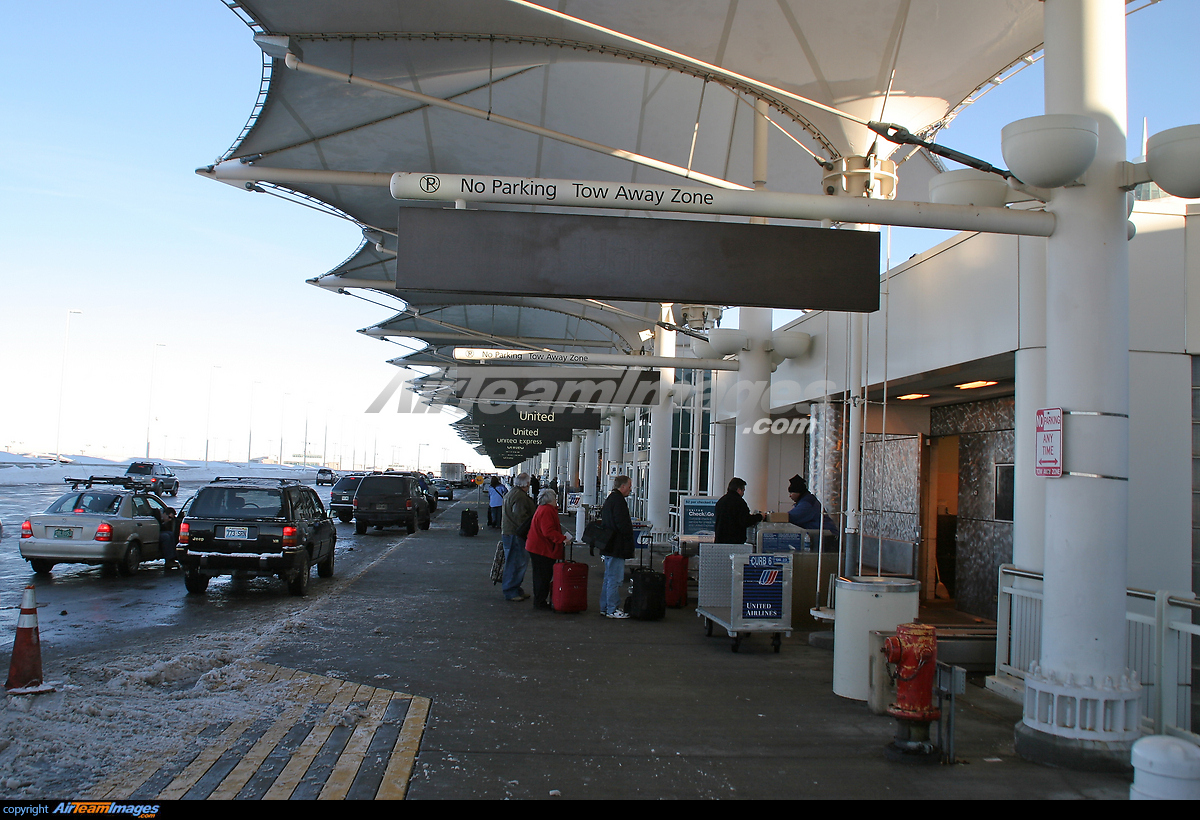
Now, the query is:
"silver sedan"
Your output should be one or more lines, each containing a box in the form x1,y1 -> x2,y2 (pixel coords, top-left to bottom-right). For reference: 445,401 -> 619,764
19,486 -> 173,576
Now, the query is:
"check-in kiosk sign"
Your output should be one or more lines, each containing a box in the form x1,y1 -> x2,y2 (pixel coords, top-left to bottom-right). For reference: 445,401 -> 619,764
1036,407 -> 1062,478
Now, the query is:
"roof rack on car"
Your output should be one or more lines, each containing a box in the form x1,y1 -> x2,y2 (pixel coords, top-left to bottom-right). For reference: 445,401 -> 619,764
65,476 -> 152,490
210,476 -> 302,485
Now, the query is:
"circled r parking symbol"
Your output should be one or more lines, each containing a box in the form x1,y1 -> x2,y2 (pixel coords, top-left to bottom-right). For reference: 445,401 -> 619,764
420,176 -> 440,193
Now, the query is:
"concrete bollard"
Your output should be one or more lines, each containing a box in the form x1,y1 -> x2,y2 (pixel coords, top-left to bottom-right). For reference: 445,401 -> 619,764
1130,735 -> 1200,800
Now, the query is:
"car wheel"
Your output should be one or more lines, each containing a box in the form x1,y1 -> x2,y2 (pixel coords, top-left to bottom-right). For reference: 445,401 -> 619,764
355,519 -> 367,535
406,518 -> 417,534
30,560 -> 54,575
184,570 -> 209,594
338,512 -> 352,524
117,542 -> 142,577
287,555 -> 310,596
317,547 -> 335,578
419,514 -> 430,531
170,487 -> 178,497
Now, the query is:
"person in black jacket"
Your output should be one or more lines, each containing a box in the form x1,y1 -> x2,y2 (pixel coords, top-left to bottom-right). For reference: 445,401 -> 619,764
599,475 -> 636,619
713,477 -> 763,545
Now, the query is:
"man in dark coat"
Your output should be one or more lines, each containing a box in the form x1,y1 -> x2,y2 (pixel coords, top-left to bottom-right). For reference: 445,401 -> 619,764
599,475 -> 636,618
786,474 -> 838,550
713,477 -> 763,545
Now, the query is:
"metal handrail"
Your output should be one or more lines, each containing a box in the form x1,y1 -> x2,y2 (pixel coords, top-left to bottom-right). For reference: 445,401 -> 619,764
996,564 -> 1198,740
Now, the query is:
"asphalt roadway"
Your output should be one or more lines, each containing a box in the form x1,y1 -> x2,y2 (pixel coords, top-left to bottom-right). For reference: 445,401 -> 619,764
254,492 -> 1132,800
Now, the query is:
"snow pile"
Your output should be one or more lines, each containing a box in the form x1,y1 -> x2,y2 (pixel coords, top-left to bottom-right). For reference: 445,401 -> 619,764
0,642 -> 298,799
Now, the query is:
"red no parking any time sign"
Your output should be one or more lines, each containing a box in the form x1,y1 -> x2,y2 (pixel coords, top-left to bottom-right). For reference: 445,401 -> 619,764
1036,407 -> 1063,478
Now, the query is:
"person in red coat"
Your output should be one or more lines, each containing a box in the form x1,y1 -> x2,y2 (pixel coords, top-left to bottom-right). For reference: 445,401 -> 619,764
525,488 -> 574,610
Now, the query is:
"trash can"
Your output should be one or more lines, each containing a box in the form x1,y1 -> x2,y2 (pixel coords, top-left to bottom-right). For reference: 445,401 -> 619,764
832,576 -> 920,701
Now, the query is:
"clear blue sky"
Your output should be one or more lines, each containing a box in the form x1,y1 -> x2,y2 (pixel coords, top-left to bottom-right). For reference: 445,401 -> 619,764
1,1 -> 1196,467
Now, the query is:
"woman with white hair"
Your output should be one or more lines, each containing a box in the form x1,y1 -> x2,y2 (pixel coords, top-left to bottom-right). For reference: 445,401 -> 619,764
525,487 -> 573,610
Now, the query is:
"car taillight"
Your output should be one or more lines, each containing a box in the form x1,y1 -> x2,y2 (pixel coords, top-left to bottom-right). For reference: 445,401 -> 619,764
352,498 -> 359,508
406,499 -> 413,510
21,520 -> 32,539
179,522 -> 189,544
95,522 -> 113,542
283,526 -> 297,547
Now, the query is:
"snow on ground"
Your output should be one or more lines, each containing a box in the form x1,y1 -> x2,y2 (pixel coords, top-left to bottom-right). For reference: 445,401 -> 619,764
0,596 -> 354,799
0,637 -> 291,798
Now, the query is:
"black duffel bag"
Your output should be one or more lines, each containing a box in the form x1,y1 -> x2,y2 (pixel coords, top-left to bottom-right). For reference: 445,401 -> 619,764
582,520 -> 616,555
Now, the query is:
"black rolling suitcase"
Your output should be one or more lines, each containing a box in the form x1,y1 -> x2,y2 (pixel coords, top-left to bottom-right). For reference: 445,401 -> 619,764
460,508 -> 479,537
624,536 -> 666,620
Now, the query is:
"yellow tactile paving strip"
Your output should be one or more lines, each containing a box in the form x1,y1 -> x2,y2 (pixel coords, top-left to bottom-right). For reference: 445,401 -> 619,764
86,662 -> 431,801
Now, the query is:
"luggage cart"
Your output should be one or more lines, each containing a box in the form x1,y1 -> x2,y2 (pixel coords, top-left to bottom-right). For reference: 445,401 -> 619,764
695,543 -> 793,653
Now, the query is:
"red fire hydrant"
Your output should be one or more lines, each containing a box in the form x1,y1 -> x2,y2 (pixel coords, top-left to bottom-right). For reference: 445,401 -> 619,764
882,623 -> 940,763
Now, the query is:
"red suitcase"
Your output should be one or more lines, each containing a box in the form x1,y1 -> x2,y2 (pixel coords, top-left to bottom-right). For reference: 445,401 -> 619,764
552,560 -> 588,613
663,552 -> 689,608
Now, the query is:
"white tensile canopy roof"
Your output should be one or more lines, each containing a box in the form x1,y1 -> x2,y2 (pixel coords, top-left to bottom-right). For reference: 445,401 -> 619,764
208,0 -> 1055,451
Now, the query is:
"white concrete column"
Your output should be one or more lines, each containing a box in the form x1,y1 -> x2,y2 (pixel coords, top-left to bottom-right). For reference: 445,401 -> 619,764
648,303 -> 676,531
711,419 -> 729,496
568,434 -> 581,490
733,307 -> 772,513
609,413 -> 626,476
844,314 -> 865,536
557,443 -> 569,496
731,99 -> 775,514
583,428 -> 599,507
1013,347 -> 1047,572
1017,0 -> 1139,767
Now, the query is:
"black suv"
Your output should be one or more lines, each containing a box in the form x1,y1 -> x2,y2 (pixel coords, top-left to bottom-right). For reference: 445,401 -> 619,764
125,462 -> 179,496
329,473 -> 368,523
392,470 -> 438,512
179,478 -> 336,596
352,474 -> 431,535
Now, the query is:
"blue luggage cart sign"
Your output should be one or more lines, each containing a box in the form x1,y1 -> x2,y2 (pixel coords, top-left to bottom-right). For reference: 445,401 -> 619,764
741,555 -> 789,620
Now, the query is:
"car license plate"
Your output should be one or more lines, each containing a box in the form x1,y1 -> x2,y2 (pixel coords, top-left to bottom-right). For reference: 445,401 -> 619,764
54,528 -> 73,539
223,526 -> 249,540
375,503 -> 388,510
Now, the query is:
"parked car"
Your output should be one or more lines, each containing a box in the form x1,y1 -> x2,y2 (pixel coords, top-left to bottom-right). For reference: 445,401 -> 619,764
430,479 -> 455,500
391,470 -> 438,512
329,473 -> 368,523
125,461 -> 179,496
316,468 -> 338,486
178,477 -> 336,596
351,473 -> 430,535
19,476 -> 175,576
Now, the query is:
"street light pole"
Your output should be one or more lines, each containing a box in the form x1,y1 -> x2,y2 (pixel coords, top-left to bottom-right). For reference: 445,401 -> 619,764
145,343 -> 166,458
302,403 -> 310,468
417,443 -> 429,473
54,309 -> 82,464
247,381 -> 261,465
279,393 -> 290,466
204,365 -> 220,469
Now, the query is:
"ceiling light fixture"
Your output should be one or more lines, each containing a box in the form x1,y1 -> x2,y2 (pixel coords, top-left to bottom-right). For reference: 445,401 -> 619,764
955,380 -> 998,390
897,393 -> 930,400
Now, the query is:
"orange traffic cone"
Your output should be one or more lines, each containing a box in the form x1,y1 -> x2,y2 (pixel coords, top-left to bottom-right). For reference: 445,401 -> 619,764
5,585 -> 54,694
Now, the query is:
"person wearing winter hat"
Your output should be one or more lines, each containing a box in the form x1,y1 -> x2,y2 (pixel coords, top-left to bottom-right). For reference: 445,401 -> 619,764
787,474 -> 837,538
